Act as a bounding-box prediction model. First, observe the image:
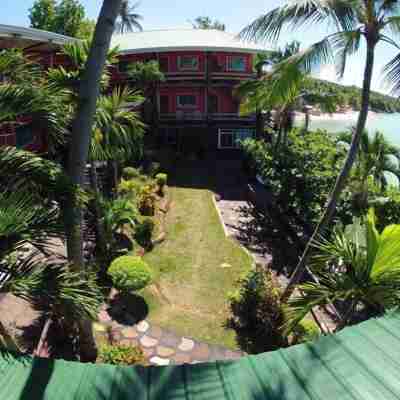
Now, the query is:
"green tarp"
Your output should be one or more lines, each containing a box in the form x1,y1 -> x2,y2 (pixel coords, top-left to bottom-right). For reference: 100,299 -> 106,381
2,313 -> 400,399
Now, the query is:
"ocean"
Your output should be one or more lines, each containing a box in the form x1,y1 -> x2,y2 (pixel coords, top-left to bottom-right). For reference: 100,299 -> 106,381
300,112 -> 400,186
305,112 -> 400,146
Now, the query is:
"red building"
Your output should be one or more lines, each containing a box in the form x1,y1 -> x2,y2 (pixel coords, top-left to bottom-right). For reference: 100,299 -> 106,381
111,29 -> 264,151
0,26 -> 264,153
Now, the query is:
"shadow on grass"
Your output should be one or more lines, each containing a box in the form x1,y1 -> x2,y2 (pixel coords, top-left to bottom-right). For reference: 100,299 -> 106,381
106,293 -> 149,326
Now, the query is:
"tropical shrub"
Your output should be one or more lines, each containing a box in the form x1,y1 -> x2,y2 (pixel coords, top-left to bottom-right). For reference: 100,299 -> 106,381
97,344 -> 146,365
138,184 -> 157,216
108,255 -> 152,293
117,178 -> 142,198
241,130 -> 352,236
291,320 -> 320,344
286,209 -> 400,331
122,167 -> 141,180
134,218 -> 155,249
228,268 -> 287,353
155,173 -> 168,195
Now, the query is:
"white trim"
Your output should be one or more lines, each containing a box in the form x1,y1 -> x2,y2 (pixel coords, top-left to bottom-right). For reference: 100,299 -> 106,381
117,45 -> 263,55
0,24 -> 75,45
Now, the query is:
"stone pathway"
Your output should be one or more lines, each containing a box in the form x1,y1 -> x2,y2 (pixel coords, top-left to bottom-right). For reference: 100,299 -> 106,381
96,307 -> 243,366
214,159 -> 272,267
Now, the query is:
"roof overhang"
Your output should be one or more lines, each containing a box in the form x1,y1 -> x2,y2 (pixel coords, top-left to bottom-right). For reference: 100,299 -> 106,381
0,24 -> 75,52
117,46 -> 266,55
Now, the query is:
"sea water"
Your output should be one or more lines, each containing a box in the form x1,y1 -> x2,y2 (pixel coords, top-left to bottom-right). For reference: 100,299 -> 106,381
306,112 -> 400,145
301,112 -> 400,186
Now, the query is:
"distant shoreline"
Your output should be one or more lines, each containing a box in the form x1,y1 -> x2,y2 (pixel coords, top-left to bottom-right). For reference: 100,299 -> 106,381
294,110 -> 380,123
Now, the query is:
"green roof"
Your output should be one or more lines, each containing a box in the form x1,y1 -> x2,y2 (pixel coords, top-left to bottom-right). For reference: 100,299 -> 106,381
2,313 -> 400,399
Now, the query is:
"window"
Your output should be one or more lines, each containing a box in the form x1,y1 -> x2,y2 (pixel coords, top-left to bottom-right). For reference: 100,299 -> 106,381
118,60 -> 130,73
159,57 -> 169,72
178,56 -> 199,71
177,94 -> 197,108
218,128 -> 254,149
160,95 -> 169,113
16,124 -> 34,149
227,56 -> 246,72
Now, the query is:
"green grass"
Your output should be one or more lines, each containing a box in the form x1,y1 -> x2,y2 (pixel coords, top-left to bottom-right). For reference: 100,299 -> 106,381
141,163 -> 253,349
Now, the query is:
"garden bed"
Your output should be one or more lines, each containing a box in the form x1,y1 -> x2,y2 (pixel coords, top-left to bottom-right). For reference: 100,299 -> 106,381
140,162 -> 253,349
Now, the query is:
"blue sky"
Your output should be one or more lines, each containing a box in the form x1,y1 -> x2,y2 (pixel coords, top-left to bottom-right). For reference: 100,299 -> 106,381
3,0 -> 399,94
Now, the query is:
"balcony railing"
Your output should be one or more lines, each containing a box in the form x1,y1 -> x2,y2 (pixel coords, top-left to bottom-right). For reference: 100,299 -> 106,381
159,112 -> 256,121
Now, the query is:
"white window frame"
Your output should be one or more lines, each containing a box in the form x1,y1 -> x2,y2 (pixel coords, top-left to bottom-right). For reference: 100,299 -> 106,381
226,55 -> 247,72
176,94 -> 197,109
218,128 -> 254,149
177,55 -> 199,71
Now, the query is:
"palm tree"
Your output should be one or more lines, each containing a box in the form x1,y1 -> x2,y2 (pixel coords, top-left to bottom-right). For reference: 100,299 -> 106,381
0,184 -> 102,355
339,129 -> 400,190
286,209 -> 400,331
241,0 -> 400,298
65,0 -> 123,271
238,45 -> 338,148
116,1 -> 143,34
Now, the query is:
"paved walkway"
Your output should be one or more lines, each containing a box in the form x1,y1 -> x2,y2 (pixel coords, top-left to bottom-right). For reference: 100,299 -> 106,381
96,307 -> 243,366
214,159 -> 272,267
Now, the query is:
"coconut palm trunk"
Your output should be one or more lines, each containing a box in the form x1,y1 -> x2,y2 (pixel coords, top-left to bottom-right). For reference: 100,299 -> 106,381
282,39 -> 377,300
64,0 -> 123,269
63,0 -> 123,361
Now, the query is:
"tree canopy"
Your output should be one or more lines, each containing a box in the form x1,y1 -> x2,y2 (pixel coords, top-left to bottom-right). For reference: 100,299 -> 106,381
28,0 -> 93,39
191,16 -> 225,31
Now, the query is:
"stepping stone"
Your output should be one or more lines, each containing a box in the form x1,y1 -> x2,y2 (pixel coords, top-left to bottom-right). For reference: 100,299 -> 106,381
172,353 -> 191,365
142,348 -> 155,358
136,320 -> 150,333
140,335 -> 158,348
225,350 -> 243,360
121,327 -> 139,339
192,343 -> 210,360
178,337 -> 195,352
148,325 -> 163,339
150,356 -> 170,366
157,345 -> 175,357
162,332 -> 180,347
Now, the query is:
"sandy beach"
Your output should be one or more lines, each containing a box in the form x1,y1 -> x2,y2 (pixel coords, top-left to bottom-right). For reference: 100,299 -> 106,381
295,110 -> 378,122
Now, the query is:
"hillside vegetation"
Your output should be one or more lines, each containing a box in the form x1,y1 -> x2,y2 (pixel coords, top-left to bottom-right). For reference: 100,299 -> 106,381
308,79 -> 400,113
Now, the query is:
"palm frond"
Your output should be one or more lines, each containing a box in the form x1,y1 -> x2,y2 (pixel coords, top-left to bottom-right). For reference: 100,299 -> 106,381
0,191 -> 63,258
0,147 -> 87,205
1,254 -> 103,320
331,29 -> 362,78
240,0 -> 358,43
383,52 -> 400,94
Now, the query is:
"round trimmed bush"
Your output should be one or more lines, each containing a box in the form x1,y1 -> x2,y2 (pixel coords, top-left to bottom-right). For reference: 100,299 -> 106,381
108,256 -> 152,293
122,167 -> 141,180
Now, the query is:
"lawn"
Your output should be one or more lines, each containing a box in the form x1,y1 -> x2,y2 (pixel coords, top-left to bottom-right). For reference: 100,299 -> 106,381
141,161 -> 253,349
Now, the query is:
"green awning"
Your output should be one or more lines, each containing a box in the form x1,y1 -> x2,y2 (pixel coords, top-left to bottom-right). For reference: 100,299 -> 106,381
2,313 -> 400,399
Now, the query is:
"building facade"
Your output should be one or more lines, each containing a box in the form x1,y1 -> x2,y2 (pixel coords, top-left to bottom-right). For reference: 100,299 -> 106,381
0,26 -> 264,153
111,29 -> 264,152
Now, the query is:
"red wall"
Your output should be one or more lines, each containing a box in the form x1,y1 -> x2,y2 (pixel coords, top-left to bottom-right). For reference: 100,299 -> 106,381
159,87 -> 205,113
